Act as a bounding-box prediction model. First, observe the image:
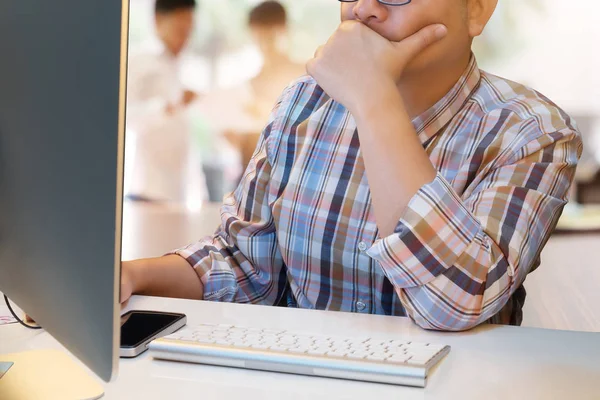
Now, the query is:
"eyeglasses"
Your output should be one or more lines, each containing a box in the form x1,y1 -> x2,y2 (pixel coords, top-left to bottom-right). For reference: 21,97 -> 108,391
338,0 -> 412,6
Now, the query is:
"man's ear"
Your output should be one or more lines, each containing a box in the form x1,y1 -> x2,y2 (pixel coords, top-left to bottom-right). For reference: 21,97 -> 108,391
466,0 -> 498,38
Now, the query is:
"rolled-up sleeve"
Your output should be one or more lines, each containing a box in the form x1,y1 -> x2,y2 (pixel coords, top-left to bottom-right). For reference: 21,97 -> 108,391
367,128 -> 582,331
170,86 -> 295,305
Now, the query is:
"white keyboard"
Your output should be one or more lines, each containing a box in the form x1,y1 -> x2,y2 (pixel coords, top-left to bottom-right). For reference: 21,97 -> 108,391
149,323 -> 450,387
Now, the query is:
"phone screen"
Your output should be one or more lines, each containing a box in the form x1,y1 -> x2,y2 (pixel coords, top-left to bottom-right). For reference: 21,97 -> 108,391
120,311 -> 184,348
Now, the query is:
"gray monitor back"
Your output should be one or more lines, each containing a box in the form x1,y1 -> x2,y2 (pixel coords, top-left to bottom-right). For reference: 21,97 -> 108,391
0,0 -> 128,382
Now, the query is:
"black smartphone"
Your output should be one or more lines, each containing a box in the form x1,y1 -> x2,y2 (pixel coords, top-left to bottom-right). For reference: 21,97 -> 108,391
120,310 -> 186,358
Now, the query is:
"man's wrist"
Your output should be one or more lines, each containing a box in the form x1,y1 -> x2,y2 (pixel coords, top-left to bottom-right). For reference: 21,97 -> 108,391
126,259 -> 149,294
350,82 -> 405,124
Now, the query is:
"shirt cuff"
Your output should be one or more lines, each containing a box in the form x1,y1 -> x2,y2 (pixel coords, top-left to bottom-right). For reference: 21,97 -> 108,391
167,241 -> 235,301
366,173 -> 482,288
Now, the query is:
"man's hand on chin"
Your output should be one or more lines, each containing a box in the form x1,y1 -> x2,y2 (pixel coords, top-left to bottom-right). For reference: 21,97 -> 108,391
306,20 -> 447,115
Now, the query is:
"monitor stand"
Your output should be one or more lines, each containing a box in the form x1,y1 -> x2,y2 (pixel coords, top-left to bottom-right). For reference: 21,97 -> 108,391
0,349 -> 104,400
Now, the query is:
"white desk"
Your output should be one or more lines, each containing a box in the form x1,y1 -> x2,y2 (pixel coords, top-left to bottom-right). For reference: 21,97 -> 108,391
2,295 -> 600,400
3,202 -> 599,398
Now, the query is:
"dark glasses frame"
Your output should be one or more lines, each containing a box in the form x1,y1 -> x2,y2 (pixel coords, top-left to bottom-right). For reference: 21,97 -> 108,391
338,0 -> 412,6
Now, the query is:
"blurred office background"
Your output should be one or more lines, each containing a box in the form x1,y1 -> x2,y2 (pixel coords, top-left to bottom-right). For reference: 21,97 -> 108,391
123,0 -> 600,332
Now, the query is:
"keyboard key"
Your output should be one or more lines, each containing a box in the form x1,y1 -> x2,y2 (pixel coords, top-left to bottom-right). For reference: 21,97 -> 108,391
407,356 -> 432,365
310,335 -> 330,341
347,352 -> 368,360
292,333 -> 313,338
194,338 -> 216,344
404,344 -> 432,352
288,347 -> 307,354
270,345 -> 290,353
406,359 -> 425,366
366,353 -> 388,361
367,340 -> 388,347
387,356 -> 410,364
250,343 -> 271,350
326,350 -> 348,358
278,337 -> 297,346
262,329 -> 284,336
329,342 -> 349,350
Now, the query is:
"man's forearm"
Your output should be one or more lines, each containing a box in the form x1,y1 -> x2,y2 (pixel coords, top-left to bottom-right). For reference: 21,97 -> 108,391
352,86 -> 437,237
127,255 -> 204,300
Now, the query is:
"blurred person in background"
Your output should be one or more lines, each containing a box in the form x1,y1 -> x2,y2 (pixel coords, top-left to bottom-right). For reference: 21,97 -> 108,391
126,0 -> 206,207
199,1 -> 305,174
243,1 -> 306,128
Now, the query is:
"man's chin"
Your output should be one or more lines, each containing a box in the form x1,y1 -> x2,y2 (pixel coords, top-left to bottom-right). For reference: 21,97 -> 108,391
400,49 -> 444,79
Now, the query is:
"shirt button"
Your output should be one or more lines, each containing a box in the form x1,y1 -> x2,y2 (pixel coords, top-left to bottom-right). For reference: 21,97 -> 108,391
358,242 -> 368,252
356,301 -> 367,311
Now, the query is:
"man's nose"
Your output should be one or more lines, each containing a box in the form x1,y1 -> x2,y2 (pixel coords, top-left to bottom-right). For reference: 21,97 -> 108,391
351,0 -> 389,24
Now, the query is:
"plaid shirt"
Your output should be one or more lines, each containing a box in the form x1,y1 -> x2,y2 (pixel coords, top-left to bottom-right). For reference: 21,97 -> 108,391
176,57 -> 582,331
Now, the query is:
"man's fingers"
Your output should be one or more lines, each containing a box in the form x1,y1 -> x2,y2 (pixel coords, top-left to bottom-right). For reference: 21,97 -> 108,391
306,45 -> 324,76
121,298 -> 130,309
394,24 -> 447,61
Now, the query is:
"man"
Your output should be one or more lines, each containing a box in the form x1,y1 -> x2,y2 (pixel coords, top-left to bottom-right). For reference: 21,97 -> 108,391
121,0 -> 582,331
126,0 -> 206,205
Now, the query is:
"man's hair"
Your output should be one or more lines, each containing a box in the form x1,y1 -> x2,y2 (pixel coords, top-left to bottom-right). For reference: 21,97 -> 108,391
248,1 -> 287,27
155,0 -> 196,14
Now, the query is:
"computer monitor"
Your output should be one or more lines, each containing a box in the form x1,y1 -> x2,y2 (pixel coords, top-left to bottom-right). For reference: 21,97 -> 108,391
0,0 -> 128,394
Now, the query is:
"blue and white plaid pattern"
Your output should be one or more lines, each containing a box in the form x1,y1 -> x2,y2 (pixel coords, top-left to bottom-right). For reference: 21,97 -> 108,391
175,57 -> 582,331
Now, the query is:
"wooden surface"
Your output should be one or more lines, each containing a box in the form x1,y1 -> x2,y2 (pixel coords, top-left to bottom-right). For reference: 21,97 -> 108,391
122,201 -> 600,333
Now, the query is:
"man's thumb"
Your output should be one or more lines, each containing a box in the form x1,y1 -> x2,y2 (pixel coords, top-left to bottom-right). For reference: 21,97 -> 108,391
394,24 -> 448,60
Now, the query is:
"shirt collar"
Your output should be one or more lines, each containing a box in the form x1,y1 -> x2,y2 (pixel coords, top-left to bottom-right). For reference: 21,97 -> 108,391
412,55 -> 481,145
